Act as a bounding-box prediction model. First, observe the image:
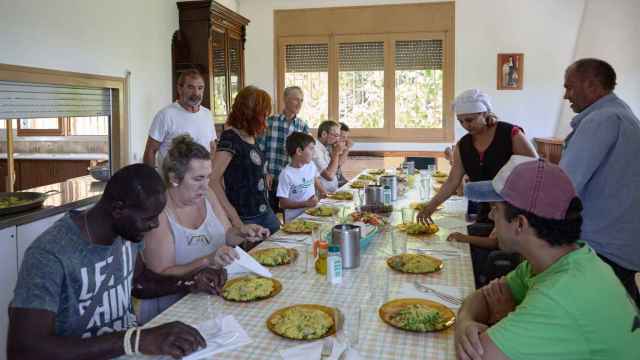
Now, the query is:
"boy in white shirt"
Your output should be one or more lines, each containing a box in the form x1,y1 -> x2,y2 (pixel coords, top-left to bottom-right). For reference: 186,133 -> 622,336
277,132 -> 327,222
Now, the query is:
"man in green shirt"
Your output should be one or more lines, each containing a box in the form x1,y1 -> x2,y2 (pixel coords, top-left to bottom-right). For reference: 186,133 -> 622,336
456,155 -> 639,360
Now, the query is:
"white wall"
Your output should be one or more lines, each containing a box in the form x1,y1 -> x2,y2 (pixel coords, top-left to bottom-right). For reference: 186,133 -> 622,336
238,0 -> 585,151
555,0 -> 640,137
0,0 -> 181,163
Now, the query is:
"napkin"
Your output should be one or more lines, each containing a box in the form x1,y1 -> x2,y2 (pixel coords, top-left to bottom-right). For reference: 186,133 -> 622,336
225,247 -> 273,278
181,315 -> 251,360
279,337 -> 362,360
396,282 -> 463,309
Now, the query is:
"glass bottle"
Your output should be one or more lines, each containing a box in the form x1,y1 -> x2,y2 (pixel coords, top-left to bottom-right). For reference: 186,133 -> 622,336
314,240 -> 328,275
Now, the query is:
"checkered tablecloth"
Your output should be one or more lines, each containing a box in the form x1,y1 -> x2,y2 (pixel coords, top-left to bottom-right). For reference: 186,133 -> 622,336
135,172 -> 474,359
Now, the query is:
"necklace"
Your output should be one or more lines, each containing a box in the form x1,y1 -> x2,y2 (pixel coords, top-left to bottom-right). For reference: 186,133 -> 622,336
83,211 -> 95,244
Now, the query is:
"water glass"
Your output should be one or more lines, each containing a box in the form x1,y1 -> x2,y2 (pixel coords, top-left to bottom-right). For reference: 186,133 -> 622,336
427,164 -> 436,174
338,305 -> 362,347
392,230 -> 407,255
205,297 -> 223,322
367,264 -> 390,306
355,189 -> 365,207
401,207 -> 415,225
297,243 -> 310,274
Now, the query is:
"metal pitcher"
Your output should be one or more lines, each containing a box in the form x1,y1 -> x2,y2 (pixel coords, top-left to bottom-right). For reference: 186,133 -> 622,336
332,224 -> 361,269
365,184 -> 384,205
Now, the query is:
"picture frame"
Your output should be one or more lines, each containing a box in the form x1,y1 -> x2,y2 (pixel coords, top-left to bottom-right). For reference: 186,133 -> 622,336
497,53 -> 524,90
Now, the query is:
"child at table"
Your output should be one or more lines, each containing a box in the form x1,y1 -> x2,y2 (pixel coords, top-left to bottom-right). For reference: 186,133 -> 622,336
277,132 -> 327,222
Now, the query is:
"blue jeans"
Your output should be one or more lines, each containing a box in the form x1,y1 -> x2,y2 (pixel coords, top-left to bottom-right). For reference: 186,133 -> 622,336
242,209 -> 281,236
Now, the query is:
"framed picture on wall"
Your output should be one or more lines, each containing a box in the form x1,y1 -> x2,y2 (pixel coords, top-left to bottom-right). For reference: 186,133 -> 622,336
497,53 -> 524,90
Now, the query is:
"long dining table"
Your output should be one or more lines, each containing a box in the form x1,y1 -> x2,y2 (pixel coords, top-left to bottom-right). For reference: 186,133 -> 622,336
131,170 -> 475,359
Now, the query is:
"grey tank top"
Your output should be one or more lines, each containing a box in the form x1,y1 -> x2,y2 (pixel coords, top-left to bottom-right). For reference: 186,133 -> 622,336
137,197 -> 226,324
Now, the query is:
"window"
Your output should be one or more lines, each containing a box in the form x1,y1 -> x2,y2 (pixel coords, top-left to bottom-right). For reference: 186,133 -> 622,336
14,116 -> 109,136
283,41 -> 329,128
275,3 -> 454,141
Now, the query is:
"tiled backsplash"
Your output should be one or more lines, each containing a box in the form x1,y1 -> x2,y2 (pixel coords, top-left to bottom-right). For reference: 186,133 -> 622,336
0,139 -> 108,154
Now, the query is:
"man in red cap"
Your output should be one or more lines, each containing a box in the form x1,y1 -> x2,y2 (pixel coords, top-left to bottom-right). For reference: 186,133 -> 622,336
455,156 -> 639,360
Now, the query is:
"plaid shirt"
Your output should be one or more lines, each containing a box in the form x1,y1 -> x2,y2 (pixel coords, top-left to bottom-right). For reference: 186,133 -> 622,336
257,113 -> 310,178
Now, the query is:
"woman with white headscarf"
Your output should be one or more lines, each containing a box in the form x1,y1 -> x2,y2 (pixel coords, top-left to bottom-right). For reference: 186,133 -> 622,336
417,89 -> 537,222
417,89 -> 537,288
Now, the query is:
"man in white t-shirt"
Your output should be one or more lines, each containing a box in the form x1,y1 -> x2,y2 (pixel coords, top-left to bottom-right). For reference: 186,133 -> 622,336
311,121 -> 344,194
143,69 -> 217,168
277,132 -> 326,222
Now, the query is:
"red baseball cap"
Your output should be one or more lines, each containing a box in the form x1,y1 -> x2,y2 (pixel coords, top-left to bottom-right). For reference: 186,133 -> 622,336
463,156 -> 577,220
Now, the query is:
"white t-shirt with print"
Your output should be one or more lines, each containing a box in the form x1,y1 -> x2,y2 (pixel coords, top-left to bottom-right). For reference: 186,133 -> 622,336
277,163 -> 318,222
148,102 -> 217,167
312,140 -> 339,193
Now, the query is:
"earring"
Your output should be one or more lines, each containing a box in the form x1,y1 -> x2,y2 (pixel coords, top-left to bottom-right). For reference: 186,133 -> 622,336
171,182 -> 179,187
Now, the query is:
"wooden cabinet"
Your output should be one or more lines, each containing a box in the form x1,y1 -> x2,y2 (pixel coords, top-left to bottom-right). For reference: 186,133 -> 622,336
172,1 -> 249,124
16,160 -> 90,190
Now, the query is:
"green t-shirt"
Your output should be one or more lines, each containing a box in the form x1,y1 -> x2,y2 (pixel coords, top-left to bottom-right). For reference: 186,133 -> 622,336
487,245 -> 639,359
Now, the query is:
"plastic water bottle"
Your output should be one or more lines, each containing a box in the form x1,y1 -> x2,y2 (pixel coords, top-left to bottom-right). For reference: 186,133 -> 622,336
327,245 -> 343,284
383,185 -> 392,205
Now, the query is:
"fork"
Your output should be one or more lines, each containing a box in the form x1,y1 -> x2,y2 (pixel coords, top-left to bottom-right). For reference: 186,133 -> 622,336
413,281 -> 463,305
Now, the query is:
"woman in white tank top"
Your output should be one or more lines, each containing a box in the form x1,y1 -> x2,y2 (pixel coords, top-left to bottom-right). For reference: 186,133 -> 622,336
138,135 -> 269,324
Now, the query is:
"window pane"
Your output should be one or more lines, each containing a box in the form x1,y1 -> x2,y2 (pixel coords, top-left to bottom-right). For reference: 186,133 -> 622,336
229,37 -> 242,106
395,39 -> 444,129
284,43 -> 328,128
68,116 -> 109,135
19,118 -> 59,129
339,42 -> 384,129
212,29 -> 228,124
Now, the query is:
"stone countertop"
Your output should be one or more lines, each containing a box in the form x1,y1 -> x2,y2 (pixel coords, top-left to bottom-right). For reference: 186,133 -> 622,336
0,153 -> 109,160
0,175 -> 105,230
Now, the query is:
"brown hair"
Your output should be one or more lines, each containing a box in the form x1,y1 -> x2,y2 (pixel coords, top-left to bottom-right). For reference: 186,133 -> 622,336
226,86 -> 272,136
162,134 -> 210,185
177,69 -> 204,87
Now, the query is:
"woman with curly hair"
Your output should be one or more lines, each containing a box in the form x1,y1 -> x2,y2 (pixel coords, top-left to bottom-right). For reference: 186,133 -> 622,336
210,86 -> 281,236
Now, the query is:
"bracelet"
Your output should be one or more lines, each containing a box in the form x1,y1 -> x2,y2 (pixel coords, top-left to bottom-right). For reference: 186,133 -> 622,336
123,327 -> 135,355
134,327 -> 142,354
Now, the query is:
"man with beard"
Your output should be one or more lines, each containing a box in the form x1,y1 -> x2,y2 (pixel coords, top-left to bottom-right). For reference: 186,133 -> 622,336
7,164 -> 228,359
144,69 -> 217,169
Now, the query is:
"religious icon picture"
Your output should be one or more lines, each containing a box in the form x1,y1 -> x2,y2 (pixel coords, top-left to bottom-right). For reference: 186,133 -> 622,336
497,53 -> 524,90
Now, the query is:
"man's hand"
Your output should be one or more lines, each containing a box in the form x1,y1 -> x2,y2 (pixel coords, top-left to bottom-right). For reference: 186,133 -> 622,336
188,267 -> 227,295
482,278 -> 516,324
266,174 -> 274,191
139,321 -> 206,359
447,232 -> 469,243
455,319 -> 488,360
240,223 -> 270,242
331,141 -> 345,157
305,195 -> 319,207
208,245 -> 238,268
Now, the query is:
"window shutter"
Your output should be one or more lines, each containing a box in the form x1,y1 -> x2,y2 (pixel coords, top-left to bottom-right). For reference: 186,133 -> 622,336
0,81 -> 112,119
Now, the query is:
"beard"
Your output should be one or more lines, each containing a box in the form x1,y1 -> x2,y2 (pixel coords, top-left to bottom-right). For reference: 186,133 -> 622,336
186,95 -> 202,106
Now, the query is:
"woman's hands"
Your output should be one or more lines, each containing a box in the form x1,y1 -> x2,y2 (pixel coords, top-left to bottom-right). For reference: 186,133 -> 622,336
207,245 -> 239,268
240,223 -> 270,242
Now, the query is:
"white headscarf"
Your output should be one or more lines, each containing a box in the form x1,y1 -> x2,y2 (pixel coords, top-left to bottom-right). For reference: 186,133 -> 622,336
452,89 -> 492,115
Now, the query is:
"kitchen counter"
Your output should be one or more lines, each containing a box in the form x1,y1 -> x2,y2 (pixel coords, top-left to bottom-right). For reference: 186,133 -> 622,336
0,175 -> 105,230
0,153 -> 108,160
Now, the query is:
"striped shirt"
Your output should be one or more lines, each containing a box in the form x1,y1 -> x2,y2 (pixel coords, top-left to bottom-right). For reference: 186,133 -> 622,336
257,113 -> 310,178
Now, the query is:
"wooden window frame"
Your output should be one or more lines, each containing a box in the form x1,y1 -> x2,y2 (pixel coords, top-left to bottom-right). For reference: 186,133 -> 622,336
16,117 -> 66,136
0,64 -> 128,170
274,3 -> 455,143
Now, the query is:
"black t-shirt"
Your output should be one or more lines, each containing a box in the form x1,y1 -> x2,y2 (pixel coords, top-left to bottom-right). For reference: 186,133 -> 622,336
217,129 -> 270,218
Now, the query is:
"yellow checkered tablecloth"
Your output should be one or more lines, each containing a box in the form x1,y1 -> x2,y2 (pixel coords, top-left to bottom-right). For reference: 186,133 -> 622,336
137,173 -> 474,359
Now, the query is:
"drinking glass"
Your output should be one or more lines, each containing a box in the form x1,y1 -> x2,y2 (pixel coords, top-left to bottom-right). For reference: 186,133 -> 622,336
427,164 -> 436,174
392,230 -> 407,255
401,207 -> 415,225
367,264 -> 389,307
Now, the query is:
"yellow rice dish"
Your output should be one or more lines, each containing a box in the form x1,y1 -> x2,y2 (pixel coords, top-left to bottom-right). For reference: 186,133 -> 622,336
367,169 -> 385,175
0,196 -> 31,209
222,276 -> 275,301
253,248 -> 294,266
389,304 -> 445,332
305,206 -> 337,217
357,174 -> 377,181
388,254 -> 442,273
269,307 -> 334,340
328,191 -> 353,200
282,219 -> 319,234
350,180 -> 368,189
397,222 -> 439,235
